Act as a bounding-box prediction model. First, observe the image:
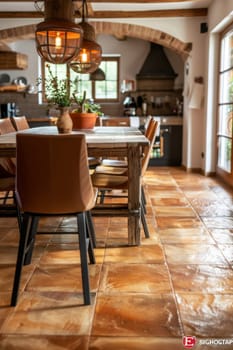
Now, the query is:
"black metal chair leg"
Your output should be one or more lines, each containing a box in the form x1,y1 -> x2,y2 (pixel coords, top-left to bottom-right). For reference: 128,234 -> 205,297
11,214 -> 31,306
141,205 -> 150,238
14,192 -> 22,232
2,190 -> 10,205
24,216 -> 39,265
86,211 -> 97,248
141,186 -> 147,214
77,212 -> 91,305
85,214 -> 96,264
99,190 -> 106,204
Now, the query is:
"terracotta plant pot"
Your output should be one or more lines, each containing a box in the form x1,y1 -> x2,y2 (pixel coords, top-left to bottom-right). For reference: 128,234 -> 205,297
70,112 -> 97,130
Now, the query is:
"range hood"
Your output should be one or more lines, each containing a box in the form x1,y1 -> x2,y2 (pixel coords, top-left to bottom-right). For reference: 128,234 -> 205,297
136,43 -> 177,91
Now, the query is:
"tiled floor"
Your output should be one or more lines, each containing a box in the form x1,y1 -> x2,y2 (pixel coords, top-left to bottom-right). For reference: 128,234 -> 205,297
0,167 -> 233,349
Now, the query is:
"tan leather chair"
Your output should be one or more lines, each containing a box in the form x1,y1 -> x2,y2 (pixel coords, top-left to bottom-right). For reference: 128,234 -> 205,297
0,118 -> 16,176
11,116 -> 30,131
0,118 -> 16,134
94,117 -> 156,211
99,116 -> 153,170
11,133 -> 97,306
91,119 -> 158,238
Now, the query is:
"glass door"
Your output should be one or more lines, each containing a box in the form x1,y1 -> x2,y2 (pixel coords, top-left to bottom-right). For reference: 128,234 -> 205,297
217,26 -> 233,186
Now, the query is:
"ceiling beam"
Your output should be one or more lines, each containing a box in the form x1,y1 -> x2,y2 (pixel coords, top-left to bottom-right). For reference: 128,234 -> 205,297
89,0 -> 202,2
0,0 -> 203,2
0,11 -> 43,18
91,8 -> 207,18
0,8 -> 207,18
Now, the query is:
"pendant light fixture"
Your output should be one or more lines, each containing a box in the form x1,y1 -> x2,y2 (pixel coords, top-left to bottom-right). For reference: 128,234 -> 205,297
90,67 -> 105,81
35,0 -> 83,64
69,0 -> 102,74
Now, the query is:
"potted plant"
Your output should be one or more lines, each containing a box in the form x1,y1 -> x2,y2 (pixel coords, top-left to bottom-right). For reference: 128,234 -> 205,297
38,64 -> 74,133
70,90 -> 102,129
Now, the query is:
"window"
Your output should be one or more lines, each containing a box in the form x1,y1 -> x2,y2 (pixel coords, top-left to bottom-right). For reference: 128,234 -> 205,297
217,25 -> 233,178
41,56 -> 119,103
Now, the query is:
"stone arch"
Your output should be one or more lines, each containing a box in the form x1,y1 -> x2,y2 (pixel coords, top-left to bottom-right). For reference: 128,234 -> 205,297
0,21 -> 191,59
92,22 -> 192,60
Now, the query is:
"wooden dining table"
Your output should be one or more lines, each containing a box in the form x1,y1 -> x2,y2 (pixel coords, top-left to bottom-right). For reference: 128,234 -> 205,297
0,125 -> 149,246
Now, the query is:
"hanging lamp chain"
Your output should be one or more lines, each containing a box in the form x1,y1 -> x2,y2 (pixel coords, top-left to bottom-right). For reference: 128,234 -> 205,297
81,0 -> 88,22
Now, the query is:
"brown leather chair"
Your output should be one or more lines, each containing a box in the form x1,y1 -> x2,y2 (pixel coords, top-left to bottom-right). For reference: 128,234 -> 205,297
11,133 -> 97,306
91,119 -> 158,238
11,116 -> 30,131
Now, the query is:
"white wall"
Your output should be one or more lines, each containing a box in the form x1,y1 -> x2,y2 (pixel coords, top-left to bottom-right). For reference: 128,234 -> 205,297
7,40 -> 38,88
208,0 -> 233,31
98,34 -> 149,84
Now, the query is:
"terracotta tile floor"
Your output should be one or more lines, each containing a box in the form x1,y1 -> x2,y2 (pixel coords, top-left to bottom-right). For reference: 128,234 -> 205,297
0,167 -> 233,349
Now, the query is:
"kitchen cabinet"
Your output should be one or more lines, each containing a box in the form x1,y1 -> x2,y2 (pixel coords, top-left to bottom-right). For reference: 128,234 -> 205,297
149,117 -> 183,166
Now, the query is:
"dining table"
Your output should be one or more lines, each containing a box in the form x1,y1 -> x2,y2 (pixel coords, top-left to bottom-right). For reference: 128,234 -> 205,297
0,125 -> 149,246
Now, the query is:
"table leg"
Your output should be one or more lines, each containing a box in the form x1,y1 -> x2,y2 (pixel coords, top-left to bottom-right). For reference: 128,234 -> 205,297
127,144 -> 142,245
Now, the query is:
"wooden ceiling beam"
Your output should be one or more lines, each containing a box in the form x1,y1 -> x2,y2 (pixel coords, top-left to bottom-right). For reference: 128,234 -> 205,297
90,0 -> 202,2
91,8 -> 208,18
0,0 -> 202,2
0,8 -> 207,18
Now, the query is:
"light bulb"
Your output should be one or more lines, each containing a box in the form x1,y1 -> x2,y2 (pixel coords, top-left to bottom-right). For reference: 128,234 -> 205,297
55,32 -> 62,48
80,49 -> 88,63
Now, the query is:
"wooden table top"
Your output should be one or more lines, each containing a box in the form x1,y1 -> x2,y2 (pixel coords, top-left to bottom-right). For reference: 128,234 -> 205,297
0,126 -> 149,156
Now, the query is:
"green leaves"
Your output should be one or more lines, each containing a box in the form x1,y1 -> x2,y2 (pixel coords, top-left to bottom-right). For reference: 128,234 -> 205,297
44,64 -> 72,107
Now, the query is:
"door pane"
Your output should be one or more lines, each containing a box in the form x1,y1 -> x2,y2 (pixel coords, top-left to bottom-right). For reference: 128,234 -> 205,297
218,136 -> 232,172
218,104 -> 233,137
221,29 -> 233,71
217,26 -> 233,182
219,70 -> 233,103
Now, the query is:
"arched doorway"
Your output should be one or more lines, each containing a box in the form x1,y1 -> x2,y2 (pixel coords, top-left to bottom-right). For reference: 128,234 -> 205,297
0,21 -> 192,59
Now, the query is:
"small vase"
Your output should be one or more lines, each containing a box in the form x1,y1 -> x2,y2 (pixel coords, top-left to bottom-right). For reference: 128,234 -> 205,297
57,107 -> 73,134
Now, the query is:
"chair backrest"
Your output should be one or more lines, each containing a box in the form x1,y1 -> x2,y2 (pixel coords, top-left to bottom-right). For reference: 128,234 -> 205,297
0,118 -> 16,176
11,116 -> 30,131
0,118 -> 16,135
144,116 -> 152,134
16,133 -> 96,214
141,119 -> 158,176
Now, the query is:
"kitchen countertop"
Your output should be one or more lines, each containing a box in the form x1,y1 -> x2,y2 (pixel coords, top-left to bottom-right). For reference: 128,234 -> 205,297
27,116 -> 57,124
122,115 -> 183,126
152,116 -> 183,125
26,115 -> 183,127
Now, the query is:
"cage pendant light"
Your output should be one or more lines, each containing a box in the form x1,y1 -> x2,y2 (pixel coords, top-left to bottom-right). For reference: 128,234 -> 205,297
69,0 -> 102,74
35,0 -> 83,64
90,67 -> 105,81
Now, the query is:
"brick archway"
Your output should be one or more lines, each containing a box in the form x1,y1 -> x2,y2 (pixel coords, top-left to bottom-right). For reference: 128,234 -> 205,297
0,21 -> 191,59
92,22 -> 191,59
